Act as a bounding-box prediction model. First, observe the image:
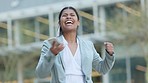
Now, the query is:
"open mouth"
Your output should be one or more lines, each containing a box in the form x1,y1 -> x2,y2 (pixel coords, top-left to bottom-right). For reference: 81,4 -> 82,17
65,20 -> 74,25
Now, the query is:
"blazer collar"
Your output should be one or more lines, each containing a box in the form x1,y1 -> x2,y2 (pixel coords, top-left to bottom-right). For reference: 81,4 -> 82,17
56,35 -> 87,74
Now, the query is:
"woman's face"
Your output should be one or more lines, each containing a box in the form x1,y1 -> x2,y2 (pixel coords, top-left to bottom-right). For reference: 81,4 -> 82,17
59,9 -> 79,33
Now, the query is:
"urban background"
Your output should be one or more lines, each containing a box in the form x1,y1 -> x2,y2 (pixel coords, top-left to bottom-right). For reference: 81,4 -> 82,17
0,0 -> 148,83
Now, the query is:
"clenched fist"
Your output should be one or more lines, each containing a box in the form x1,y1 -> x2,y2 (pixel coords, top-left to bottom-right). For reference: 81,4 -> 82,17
104,42 -> 114,56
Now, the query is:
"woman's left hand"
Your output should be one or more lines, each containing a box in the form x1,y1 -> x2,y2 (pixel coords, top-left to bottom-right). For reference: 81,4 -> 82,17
104,42 -> 114,56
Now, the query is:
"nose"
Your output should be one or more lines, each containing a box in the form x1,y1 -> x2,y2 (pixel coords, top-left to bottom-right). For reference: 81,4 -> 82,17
66,15 -> 71,19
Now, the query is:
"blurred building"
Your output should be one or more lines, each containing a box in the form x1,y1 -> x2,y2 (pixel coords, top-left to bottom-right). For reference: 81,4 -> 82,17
0,0 -> 146,83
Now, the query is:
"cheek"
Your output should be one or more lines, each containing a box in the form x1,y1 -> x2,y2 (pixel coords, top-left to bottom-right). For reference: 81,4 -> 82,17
60,19 -> 66,25
59,21 -> 64,26
60,17 -> 66,22
76,21 -> 80,26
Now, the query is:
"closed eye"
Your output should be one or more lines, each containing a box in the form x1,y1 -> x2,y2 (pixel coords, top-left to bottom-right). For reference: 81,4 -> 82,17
62,14 -> 67,17
70,14 -> 75,16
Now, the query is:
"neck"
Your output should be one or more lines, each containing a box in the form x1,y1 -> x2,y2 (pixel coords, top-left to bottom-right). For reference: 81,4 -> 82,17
63,32 -> 77,43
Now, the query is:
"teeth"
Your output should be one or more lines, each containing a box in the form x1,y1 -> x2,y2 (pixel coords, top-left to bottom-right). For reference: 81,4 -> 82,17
66,21 -> 73,24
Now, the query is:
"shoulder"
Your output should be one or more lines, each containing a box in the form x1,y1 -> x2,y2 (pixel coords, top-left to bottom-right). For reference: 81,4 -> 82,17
78,36 -> 93,46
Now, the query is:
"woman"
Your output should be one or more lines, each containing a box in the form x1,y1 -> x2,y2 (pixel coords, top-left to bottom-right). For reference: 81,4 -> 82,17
36,6 -> 115,83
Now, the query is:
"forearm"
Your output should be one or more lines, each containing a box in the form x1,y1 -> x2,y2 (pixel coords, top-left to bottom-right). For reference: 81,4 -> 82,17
93,51 -> 115,75
36,50 -> 56,78
100,51 -> 115,74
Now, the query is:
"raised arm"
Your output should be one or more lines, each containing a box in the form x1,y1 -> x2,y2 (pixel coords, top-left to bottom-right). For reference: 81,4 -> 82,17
92,42 -> 115,74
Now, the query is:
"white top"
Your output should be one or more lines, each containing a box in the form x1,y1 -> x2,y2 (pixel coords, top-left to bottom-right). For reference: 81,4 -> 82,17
62,36 -> 85,83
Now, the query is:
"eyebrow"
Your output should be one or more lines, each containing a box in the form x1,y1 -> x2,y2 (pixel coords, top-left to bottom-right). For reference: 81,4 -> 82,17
62,12 -> 75,15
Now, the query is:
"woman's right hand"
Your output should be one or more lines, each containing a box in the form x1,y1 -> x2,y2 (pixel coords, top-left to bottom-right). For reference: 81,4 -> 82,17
50,41 -> 64,55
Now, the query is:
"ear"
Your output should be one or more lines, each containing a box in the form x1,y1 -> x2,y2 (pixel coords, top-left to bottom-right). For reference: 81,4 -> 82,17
77,20 -> 80,27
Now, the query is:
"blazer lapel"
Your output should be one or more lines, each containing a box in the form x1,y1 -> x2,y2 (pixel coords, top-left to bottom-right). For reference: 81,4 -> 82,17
78,37 -> 88,74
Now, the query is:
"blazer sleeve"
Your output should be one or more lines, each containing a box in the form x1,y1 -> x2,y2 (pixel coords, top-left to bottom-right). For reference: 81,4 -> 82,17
92,42 -> 115,74
35,40 -> 56,78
